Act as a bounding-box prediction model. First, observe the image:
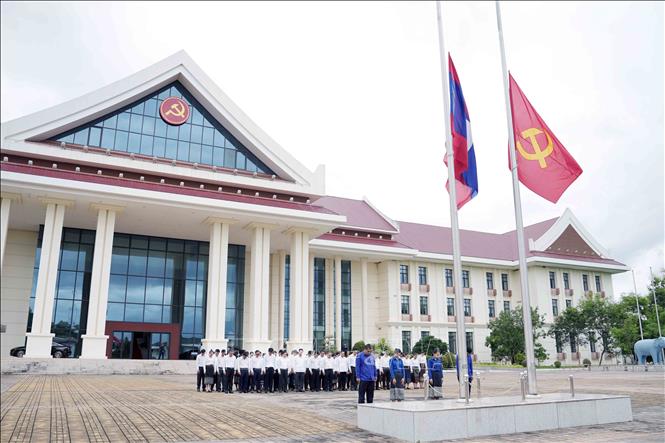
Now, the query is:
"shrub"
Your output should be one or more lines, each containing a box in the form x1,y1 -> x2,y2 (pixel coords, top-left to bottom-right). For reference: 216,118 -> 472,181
412,335 -> 448,356
582,358 -> 591,367
442,352 -> 455,369
554,360 -> 562,368
374,338 -> 393,355
514,352 -> 526,366
352,341 -> 366,352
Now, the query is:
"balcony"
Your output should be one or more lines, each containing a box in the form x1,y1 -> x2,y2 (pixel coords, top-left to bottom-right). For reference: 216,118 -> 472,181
597,291 -> 606,298
446,286 -> 455,294
503,290 -> 512,297
591,351 -> 600,360
463,287 -> 473,295
400,283 -> 411,292
447,315 -> 456,322
464,315 -> 475,323
401,313 -> 413,321
557,352 -> 566,360
564,289 -> 574,297
420,314 -> 431,322
550,288 -> 560,296
584,290 -> 594,298
487,288 -> 497,297
419,284 -> 430,294
571,352 -> 580,361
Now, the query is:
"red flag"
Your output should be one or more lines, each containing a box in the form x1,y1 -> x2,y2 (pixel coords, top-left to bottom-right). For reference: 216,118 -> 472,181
509,74 -> 582,203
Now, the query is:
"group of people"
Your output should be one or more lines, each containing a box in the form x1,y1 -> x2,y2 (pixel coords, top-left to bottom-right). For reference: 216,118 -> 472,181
194,345 -> 473,404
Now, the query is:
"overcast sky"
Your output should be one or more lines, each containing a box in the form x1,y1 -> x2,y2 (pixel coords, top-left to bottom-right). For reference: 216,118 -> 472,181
2,1 -> 663,295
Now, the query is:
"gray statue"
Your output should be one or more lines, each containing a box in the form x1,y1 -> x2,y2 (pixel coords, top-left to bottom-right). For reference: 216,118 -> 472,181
633,337 -> 665,364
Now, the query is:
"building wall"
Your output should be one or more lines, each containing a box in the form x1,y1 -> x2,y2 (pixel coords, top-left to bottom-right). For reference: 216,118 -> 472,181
0,229 -> 37,357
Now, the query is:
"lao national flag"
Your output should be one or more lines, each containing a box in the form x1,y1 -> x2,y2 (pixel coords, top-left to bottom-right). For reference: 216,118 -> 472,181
509,74 -> 582,203
445,55 -> 478,209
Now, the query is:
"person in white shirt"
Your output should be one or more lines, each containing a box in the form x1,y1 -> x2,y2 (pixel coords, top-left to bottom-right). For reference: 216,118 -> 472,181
224,350 -> 237,393
338,351 -> 350,391
204,349 -> 216,392
216,350 -> 226,392
380,353 -> 391,390
293,349 -> 306,392
251,350 -> 265,393
310,353 -> 320,392
264,348 -> 276,393
195,349 -> 206,392
305,351 -> 313,391
237,351 -> 250,393
288,350 -> 297,391
323,352 -> 335,391
278,350 -> 289,392
349,351 -> 357,391
418,353 -> 427,387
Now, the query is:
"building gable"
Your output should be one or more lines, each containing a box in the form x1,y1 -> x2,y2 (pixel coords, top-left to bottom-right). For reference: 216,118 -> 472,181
49,81 -> 275,175
545,225 -> 600,258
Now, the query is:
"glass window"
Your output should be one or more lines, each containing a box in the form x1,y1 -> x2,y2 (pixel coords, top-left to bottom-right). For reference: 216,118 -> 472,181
284,255 -> 290,343
447,298 -> 455,316
595,275 -> 602,292
563,272 -> 570,290
312,258 -> 326,352
400,264 -> 409,284
51,81 -> 275,175
501,273 -> 509,291
565,299 -> 572,309
466,331 -> 474,353
552,299 -> 559,317
555,332 -> 563,353
421,331 -> 430,340
401,295 -> 410,315
462,270 -> 470,289
418,266 -> 428,285
464,299 -> 472,317
402,330 -> 412,354
549,271 -> 556,289
582,274 -> 589,291
488,300 -> 495,318
570,334 -> 578,353
486,272 -> 494,290
503,301 -> 510,312
589,332 -> 596,352
448,331 -> 457,354
445,269 -> 453,287
341,260 -> 352,351
419,296 -> 429,315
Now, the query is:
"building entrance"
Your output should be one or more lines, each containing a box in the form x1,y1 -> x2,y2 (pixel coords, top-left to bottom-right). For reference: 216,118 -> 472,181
111,331 -> 170,359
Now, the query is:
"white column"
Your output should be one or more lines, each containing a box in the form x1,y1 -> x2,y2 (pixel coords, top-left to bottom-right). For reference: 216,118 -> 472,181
269,252 -> 280,349
278,250 -> 287,349
334,256 -> 342,351
324,258 -> 334,339
25,198 -> 73,358
361,258 -> 369,342
202,218 -> 233,351
80,204 -> 123,359
286,229 -> 311,351
1,193 -> 21,272
245,223 -> 272,352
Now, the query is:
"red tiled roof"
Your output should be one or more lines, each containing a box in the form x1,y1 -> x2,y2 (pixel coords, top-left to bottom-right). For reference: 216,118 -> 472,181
313,196 -> 397,233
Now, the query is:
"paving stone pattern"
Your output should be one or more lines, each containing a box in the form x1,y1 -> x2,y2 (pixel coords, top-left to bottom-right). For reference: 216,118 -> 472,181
0,369 -> 663,442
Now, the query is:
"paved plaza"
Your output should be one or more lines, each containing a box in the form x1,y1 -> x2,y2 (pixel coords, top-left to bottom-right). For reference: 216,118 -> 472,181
1,368 -> 663,442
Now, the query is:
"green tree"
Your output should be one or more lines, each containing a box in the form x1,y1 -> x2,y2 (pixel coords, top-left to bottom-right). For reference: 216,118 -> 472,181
579,295 -> 626,365
549,305 -> 587,362
411,335 -> 447,356
373,338 -> 393,354
485,307 -> 548,364
352,341 -> 366,352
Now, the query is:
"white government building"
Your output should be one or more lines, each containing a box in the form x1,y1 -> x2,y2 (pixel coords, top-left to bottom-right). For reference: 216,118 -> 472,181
0,51 -> 628,364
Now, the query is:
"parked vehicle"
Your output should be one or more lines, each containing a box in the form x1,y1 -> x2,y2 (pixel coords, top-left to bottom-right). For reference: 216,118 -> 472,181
10,340 -> 71,358
179,349 -> 199,360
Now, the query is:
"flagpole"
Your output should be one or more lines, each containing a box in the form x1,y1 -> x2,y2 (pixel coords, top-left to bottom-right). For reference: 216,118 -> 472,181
495,0 -> 538,396
632,269 -> 644,340
436,1 -> 468,401
649,267 -> 662,337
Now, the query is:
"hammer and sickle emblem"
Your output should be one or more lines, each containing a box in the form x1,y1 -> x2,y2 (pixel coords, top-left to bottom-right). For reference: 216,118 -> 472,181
165,102 -> 186,118
516,127 -> 553,168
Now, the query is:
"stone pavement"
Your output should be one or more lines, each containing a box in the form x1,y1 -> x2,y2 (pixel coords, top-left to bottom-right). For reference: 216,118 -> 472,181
0,368 -> 663,442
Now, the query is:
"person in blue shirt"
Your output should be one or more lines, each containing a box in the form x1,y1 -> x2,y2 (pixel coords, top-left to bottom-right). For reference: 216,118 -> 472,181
389,349 -> 406,402
427,348 -> 444,399
456,351 -> 474,396
356,344 -> 377,404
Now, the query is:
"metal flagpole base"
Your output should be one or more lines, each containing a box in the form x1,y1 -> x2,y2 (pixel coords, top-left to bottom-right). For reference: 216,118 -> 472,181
456,398 -> 473,403
526,394 -> 541,399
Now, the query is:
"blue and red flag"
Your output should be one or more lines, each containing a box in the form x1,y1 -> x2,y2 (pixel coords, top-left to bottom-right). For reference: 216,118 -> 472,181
445,55 -> 478,209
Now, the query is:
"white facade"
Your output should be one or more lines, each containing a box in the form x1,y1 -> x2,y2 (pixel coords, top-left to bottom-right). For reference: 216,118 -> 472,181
0,51 -> 628,363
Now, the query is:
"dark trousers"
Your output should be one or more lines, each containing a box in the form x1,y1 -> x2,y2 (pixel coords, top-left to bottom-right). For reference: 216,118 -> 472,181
358,380 -> 375,403
338,371 -> 347,390
265,367 -> 274,392
289,372 -> 295,391
311,369 -> 320,391
197,367 -> 204,390
273,370 -> 280,391
224,368 -> 234,393
253,369 -> 263,392
295,372 -> 305,392
382,368 -> 390,389
279,369 -> 288,392
216,369 -> 224,392
324,369 -> 333,391
240,368 -> 249,393
350,367 -> 357,390
304,368 -> 311,391
375,370 -> 381,389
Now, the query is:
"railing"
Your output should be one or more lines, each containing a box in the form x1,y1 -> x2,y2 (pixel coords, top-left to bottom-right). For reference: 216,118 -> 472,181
564,289 -> 574,297
401,313 -> 412,321
503,290 -> 512,297
487,288 -> 497,297
419,284 -> 430,293
463,287 -> 473,295
550,288 -> 560,296
400,283 -> 411,292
